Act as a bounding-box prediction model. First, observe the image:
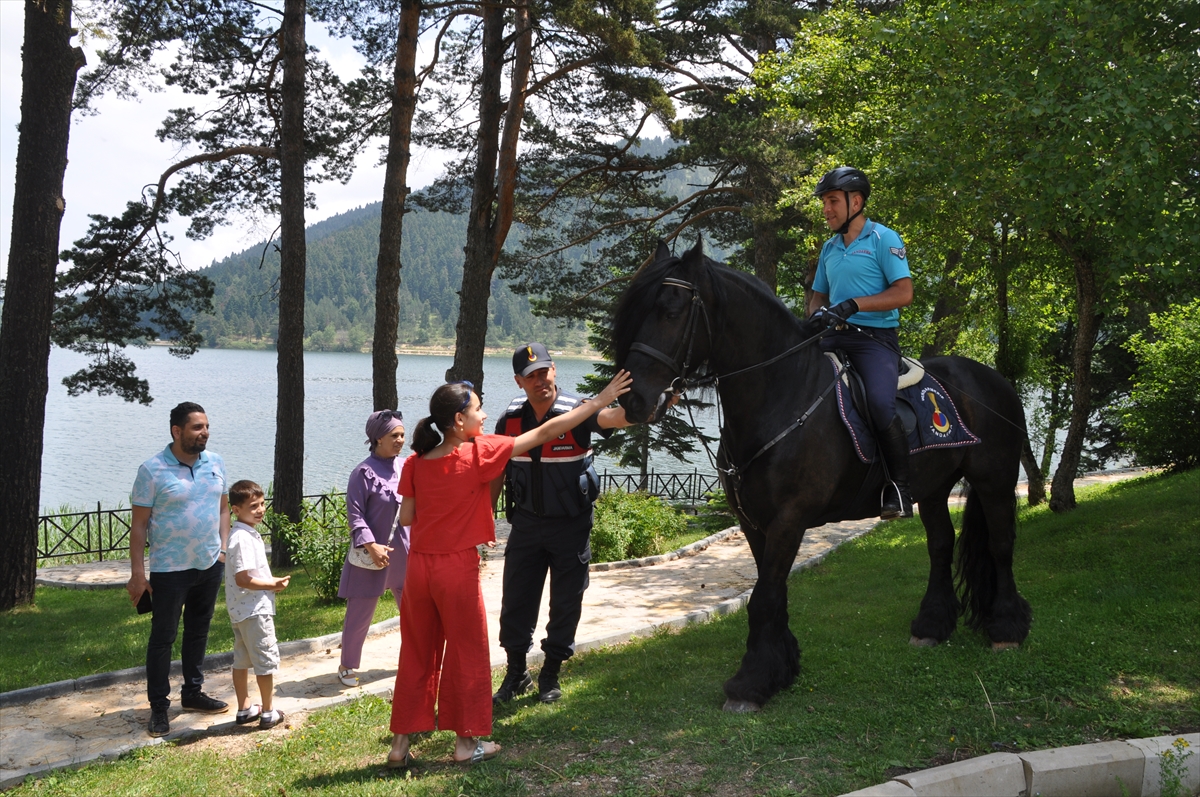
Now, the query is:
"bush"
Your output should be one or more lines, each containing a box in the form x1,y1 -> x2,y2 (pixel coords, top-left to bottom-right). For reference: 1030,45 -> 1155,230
591,490 -> 688,563
265,494 -> 348,602
1123,300 -> 1200,471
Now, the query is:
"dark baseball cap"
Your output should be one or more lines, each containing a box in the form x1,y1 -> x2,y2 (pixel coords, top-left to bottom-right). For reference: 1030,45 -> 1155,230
513,342 -> 554,377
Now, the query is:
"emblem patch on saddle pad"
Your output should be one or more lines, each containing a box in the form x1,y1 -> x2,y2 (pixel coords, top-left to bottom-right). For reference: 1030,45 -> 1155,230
827,356 -> 980,464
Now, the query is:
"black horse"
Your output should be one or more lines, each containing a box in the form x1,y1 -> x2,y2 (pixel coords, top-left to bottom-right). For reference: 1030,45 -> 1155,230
613,242 -> 1032,712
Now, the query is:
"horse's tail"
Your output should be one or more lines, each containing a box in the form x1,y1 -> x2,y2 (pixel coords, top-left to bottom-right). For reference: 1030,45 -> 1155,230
954,485 -> 1004,630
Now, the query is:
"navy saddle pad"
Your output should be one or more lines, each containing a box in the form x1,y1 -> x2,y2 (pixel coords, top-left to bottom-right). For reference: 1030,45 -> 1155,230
827,355 -> 980,464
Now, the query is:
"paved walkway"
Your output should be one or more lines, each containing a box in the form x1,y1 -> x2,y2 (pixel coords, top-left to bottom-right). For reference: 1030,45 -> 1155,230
1,468 -> 1148,789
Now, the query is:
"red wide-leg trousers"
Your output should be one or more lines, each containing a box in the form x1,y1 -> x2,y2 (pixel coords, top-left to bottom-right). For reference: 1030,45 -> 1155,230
389,547 -> 493,737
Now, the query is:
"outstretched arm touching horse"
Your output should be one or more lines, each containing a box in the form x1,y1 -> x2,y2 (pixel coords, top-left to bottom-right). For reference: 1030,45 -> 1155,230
511,370 -> 632,456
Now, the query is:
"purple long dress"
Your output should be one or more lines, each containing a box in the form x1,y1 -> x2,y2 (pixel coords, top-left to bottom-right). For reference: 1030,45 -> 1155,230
337,454 -> 410,598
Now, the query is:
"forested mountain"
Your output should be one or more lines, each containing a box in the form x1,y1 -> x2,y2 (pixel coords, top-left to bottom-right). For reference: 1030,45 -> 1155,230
193,204 -> 589,352
192,139 -> 716,354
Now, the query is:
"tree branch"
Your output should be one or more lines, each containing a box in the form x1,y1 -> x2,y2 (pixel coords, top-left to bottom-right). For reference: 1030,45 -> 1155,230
530,186 -> 751,261
563,203 -> 744,309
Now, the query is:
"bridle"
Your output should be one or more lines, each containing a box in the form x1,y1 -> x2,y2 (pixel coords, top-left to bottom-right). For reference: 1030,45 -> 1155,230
627,277 -> 713,397
625,275 -> 840,529
629,276 -> 832,393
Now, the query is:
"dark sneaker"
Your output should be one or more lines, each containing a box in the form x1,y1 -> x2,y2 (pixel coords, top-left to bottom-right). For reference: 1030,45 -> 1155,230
148,707 -> 170,737
235,704 -> 262,725
259,709 -> 286,730
492,669 -> 532,705
180,692 -> 229,714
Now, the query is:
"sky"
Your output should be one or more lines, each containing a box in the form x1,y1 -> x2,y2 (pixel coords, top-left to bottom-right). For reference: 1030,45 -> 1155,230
0,3 -> 450,280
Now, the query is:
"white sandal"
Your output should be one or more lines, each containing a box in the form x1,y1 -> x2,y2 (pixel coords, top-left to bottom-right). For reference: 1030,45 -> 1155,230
338,668 -> 359,687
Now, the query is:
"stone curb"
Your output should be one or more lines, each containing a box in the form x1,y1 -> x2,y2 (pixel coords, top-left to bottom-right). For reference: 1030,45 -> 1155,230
587,526 -> 740,571
6,527 -> 741,709
839,733 -> 1200,797
35,526 -> 743,592
0,617 -> 400,710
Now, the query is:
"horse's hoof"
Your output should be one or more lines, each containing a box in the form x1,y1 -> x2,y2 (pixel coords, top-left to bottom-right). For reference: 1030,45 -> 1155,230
909,636 -> 939,647
992,641 -> 1021,651
722,699 -> 761,713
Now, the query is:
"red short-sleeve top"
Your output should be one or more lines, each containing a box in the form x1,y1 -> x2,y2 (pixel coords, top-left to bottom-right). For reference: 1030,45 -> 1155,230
398,434 -> 515,554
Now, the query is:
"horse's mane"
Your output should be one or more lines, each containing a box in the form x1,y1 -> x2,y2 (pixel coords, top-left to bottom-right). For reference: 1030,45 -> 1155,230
612,243 -> 799,365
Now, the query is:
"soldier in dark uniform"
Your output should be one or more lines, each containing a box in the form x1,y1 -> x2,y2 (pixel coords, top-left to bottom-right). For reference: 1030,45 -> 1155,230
491,342 -> 631,704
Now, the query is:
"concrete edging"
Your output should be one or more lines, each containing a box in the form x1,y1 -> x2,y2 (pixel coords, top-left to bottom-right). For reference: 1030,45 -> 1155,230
840,734 -> 1200,797
0,617 -> 399,710
5,527 -> 742,709
588,526 -> 740,572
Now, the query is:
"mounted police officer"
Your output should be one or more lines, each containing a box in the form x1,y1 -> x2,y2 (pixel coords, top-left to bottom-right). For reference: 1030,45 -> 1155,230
491,342 -> 632,704
807,166 -> 915,519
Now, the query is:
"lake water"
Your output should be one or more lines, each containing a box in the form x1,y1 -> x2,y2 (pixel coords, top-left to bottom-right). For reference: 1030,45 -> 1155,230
41,346 -> 718,513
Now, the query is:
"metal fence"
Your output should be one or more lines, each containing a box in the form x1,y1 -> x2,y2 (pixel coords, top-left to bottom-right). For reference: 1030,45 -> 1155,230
38,503 -> 133,562
598,470 -> 723,506
37,471 -> 721,562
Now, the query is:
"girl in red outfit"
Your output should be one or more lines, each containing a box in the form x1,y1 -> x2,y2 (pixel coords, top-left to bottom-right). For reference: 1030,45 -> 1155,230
387,371 -> 632,767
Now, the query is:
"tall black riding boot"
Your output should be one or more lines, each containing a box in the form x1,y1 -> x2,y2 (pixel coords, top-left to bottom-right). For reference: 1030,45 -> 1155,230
492,652 -> 532,705
538,657 -> 563,704
878,415 -> 914,519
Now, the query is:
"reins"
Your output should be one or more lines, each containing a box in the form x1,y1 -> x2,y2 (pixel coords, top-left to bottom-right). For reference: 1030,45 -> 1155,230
633,276 -> 841,530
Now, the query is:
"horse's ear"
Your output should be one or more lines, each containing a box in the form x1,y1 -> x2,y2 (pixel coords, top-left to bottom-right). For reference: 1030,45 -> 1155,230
688,235 -> 704,257
655,240 -> 672,262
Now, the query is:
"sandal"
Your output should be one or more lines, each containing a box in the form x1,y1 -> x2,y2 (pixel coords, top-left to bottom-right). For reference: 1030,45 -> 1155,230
454,738 -> 501,765
384,750 -> 416,770
338,668 -> 359,687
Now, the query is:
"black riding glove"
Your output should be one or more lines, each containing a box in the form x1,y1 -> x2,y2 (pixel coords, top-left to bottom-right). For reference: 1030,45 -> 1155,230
826,298 -> 859,325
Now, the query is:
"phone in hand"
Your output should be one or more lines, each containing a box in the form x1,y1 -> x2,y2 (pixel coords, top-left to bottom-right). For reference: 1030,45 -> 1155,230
136,589 -> 153,615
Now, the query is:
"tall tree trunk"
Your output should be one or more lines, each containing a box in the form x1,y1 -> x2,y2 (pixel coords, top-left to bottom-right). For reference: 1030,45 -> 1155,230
0,0 -> 85,611
920,250 -> 965,359
989,232 -> 1045,503
752,214 -> 779,293
272,0 -> 306,565
371,0 -> 420,411
1020,436 -> 1045,505
1048,236 -> 1100,513
446,0 -> 531,395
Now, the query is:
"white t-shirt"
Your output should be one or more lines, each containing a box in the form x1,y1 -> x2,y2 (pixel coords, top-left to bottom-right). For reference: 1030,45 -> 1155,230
224,521 -> 276,623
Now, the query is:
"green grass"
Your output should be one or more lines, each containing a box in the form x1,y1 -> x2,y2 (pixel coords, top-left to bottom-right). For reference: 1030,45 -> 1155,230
0,568 -> 397,692
10,470 -> 1199,796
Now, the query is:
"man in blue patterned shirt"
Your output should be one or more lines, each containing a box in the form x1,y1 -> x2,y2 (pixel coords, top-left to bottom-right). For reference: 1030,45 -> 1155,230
126,402 -> 231,737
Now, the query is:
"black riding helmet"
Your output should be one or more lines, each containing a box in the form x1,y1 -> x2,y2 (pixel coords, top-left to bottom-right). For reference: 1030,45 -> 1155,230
813,167 -> 870,235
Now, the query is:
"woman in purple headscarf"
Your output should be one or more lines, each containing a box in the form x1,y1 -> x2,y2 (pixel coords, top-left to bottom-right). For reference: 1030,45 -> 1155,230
336,409 -> 410,687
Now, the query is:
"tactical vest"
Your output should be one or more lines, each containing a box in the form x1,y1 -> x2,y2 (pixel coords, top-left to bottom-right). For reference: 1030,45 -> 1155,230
499,390 -> 601,519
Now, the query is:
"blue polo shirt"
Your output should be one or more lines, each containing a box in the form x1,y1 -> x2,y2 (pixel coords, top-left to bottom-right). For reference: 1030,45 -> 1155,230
131,445 -> 227,573
812,219 -> 911,328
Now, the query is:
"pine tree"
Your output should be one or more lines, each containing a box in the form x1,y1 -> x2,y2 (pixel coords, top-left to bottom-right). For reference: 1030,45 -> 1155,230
0,0 -> 87,610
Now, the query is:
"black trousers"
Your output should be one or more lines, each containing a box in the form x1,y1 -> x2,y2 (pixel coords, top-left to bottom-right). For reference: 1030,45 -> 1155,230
497,512 -> 591,663
146,560 -> 223,710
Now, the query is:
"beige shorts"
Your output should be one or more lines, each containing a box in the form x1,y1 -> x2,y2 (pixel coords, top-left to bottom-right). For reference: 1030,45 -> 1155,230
231,614 -> 280,675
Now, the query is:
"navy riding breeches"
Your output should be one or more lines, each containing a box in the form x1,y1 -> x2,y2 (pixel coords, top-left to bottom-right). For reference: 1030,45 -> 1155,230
820,326 -> 901,432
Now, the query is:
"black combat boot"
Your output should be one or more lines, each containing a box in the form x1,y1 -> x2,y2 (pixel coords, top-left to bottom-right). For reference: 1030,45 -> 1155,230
537,658 -> 563,704
878,415 -> 914,519
492,652 -> 532,705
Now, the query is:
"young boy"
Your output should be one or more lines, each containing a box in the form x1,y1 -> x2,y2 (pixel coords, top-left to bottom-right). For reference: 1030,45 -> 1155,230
225,480 -> 290,729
